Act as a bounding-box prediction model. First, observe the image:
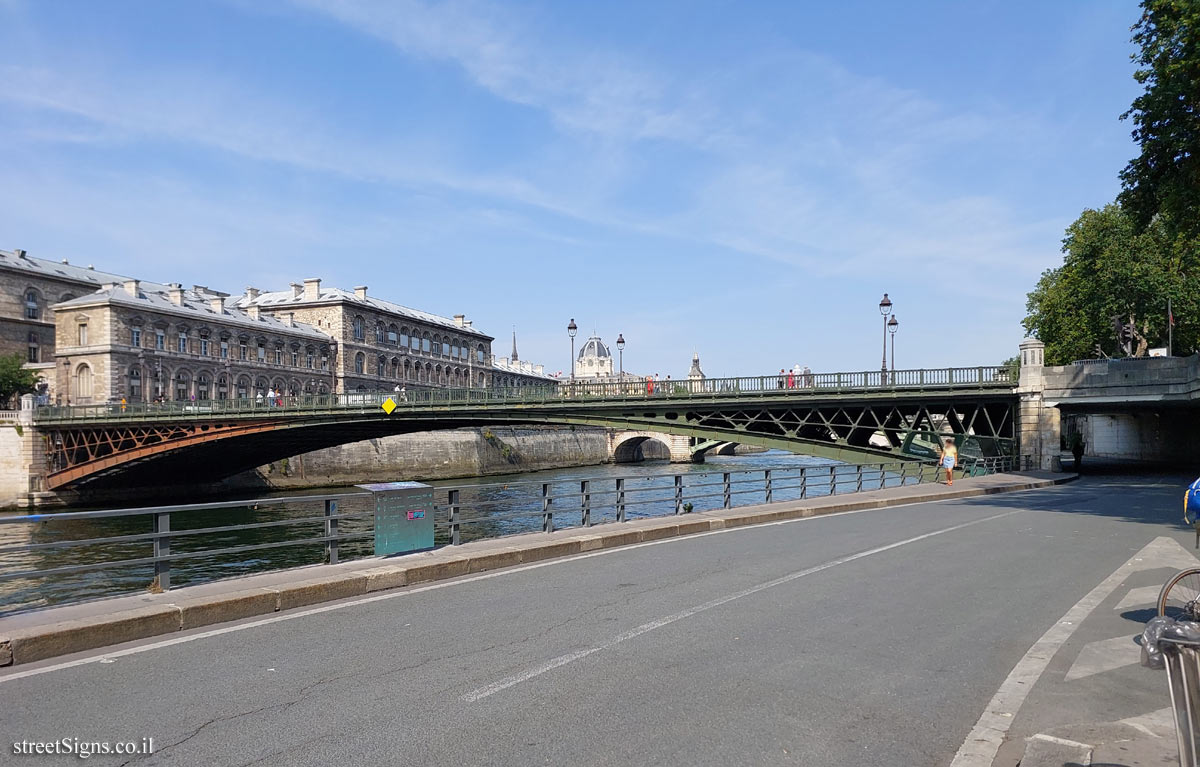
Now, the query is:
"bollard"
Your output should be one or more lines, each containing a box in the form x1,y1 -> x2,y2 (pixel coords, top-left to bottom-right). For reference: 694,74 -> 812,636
581,480 -> 591,527
616,478 -> 626,523
448,489 -> 461,546
723,472 -> 731,508
800,466 -> 807,499
153,512 -> 171,591
325,498 -> 340,563
542,482 -> 554,533
856,464 -> 863,492
764,469 -> 772,503
674,475 -> 683,515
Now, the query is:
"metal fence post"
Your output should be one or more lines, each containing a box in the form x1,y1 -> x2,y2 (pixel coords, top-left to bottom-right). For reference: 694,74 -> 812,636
674,475 -> 683,514
324,498 -> 339,563
448,489 -> 461,546
800,466 -> 807,498
616,478 -> 626,523
542,482 -> 554,533
856,464 -> 863,492
764,469 -> 772,503
153,511 -> 171,591
723,472 -> 731,509
581,480 -> 591,527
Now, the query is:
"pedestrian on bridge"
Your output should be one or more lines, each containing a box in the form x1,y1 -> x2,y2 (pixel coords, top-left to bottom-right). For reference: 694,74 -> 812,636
786,369 -> 795,389
778,369 -> 786,389
939,439 -> 958,486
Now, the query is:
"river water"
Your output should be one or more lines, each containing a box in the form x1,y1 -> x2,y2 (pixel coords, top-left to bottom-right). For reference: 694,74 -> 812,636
0,451 -> 914,615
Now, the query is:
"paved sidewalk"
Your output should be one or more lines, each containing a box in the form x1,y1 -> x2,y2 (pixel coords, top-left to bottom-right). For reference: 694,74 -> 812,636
0,471 -> 1070,669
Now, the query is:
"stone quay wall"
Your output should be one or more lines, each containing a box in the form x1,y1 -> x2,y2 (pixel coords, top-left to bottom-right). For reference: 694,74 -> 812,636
224,425 -> 614,491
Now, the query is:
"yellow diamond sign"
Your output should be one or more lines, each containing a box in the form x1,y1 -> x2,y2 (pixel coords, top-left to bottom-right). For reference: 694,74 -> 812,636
381,397 -> 397,415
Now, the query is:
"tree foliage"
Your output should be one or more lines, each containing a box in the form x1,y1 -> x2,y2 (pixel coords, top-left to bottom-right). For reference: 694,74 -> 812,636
0,353 -> 38,406
1023,204 -> 1197,364
1119,0 -> 1200,244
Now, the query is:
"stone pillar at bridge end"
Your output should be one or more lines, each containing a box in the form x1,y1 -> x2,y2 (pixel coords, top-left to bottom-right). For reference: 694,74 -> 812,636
1017,338 -> 1061,472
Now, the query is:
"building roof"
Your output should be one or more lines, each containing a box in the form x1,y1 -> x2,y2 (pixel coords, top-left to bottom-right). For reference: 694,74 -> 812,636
578,335 -> 611,360
55,286 -> 331,342
0,248 -> 174,293
230,286 -> 493,340
492,356 -> 555,380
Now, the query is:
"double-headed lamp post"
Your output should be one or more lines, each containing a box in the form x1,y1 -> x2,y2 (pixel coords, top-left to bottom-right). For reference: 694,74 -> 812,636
567,318 -> 578,382
888,315 -> 898,373
878,293 -> 893,378
616,333 -> 625,380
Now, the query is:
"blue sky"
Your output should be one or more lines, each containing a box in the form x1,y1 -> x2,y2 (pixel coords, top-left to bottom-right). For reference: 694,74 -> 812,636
0,0 -> 1142,377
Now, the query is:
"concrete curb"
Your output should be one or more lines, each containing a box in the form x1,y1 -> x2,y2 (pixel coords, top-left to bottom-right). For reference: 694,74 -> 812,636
0,472 -> 1074,667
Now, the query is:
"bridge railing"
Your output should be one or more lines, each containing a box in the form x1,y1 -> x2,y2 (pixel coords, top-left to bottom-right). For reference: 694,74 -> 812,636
0,454 -> 1016,613
32,365 -> 1015,422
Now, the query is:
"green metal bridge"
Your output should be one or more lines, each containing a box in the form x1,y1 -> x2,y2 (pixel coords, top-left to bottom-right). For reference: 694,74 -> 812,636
34,366 -> 1018,490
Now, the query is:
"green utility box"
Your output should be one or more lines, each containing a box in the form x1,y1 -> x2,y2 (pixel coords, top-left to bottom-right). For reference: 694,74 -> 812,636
357,482 -> 434,556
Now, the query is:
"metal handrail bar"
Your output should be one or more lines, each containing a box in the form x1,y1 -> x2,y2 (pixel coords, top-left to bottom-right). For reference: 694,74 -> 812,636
0,510 -> 376,555
0,491 -> 371,524
0,532 -> 376,582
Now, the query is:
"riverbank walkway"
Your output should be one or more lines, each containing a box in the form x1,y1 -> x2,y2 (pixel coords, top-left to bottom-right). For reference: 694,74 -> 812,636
0,470 -> 1067,669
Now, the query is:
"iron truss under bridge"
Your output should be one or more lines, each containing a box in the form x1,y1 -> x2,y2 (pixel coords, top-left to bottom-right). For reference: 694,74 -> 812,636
33,367 -> 1018,490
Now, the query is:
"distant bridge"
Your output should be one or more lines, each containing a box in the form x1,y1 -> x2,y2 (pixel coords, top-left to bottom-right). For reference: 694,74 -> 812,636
33,367 -> 1017,490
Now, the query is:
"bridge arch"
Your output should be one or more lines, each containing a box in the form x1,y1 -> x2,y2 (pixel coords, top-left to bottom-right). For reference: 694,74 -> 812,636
609,431 -> 693,463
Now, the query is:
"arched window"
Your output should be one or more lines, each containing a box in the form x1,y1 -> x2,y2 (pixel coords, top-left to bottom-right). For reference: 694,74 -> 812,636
477,344 -> 485,363
217,375 -> 228,400
196,374 -> 210,400
433,335 -> 442,356
237,376 -> 250,399
377,355 -> 386,376
75,364 -> 93,399
353,316 -> 365,341
400,327 -> 410,348
24,290 -> 39,320
129,367 -> 142,401
355,352 -> 365,374
422,333 -> 431,353
403,359 -> 412,380
375,322 -> 385,344
387,324 -> 398,344
26,332 -> 39,364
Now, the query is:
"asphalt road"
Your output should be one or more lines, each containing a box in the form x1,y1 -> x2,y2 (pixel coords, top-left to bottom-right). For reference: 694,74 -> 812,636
0,473 -> 1190,766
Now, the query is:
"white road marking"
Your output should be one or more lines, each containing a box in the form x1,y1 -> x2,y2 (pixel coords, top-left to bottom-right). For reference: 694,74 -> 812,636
461,510 -> 1023,702
949,536 -> 1200,767
1063,635 -> 1139,682
1027,733 -> 1092,749
0,491 -> 1001,684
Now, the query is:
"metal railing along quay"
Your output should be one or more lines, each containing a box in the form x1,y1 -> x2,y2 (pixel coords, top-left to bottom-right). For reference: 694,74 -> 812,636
32,365 -> 1015,423
0,455 -> 1015,613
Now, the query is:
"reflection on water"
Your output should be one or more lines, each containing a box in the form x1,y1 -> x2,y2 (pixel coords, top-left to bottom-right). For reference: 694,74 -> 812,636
0,451 -> 912,615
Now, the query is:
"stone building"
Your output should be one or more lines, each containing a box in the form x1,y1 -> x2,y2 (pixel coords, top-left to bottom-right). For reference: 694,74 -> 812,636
570,333 -> 641,385
228,279 -> 494,393
491,331 -> 556,389
53,281 -> 333,404
0,248 -> 171,401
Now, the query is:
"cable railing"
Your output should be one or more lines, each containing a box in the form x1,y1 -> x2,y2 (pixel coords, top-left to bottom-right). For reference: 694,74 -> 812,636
0,455 -> 1016,613
33,365 -> 1016,423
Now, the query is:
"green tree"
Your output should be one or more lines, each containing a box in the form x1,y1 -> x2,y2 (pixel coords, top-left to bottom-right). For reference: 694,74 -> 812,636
1023,203 -> 1196,364
1119,0 -> 1200,246
0,353 -> 38,406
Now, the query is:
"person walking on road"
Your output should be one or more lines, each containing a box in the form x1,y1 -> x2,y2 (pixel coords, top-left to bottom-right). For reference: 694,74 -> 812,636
939,438 -> 958,485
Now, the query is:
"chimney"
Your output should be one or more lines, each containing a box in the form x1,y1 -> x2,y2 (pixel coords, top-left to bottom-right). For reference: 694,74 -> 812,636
246,286 -> 260,301
465,320 -> 473,328
209,297 -> 224,313
303,278 -> 321,301
14,249 -> 26,259
168,284 -> 185,306
247,305 -> 260,320
61,258 -> 69,264
192,284 -> 209,295
123,279 -> 140,297
354,285 -> 368,300
454,314 -> 465,327
87,265 -> 94,270
286,312 -> 295,327
290,282 -> 303,299
536,364 -> 544,375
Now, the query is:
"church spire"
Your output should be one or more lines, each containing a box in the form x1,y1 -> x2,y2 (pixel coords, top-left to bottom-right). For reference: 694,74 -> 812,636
512,327 -> 518,362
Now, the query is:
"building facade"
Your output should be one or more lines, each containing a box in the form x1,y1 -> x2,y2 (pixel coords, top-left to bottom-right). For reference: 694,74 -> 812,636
53,281 -> 333,404
229,279 -> 494,394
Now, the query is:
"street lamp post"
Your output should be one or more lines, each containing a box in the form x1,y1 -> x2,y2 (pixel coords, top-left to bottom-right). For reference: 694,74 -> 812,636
888,315 -> 898,374
568,318 -> 578,382
616,333 -> 625,380
878,293 -> 892,381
